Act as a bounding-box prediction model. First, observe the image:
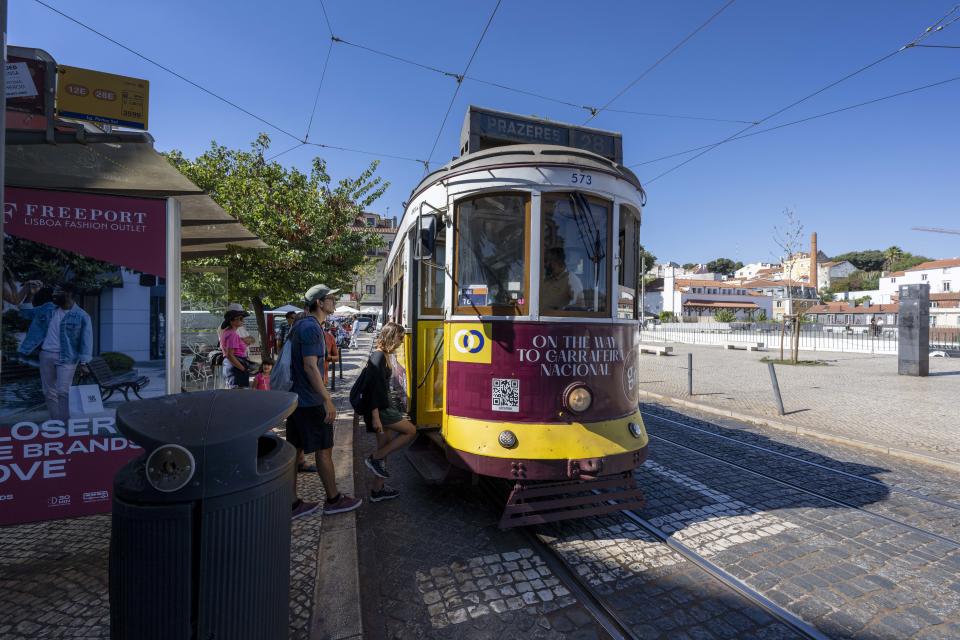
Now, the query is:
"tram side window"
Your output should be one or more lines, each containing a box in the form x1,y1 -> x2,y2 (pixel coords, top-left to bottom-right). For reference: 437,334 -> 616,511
420,223 -> 446,315
618,204 -> 641,319
455,194 -> 529,315
541,193 -> 611,316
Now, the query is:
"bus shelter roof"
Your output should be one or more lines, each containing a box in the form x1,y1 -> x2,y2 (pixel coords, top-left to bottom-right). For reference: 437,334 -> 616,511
5,129 -> 266,257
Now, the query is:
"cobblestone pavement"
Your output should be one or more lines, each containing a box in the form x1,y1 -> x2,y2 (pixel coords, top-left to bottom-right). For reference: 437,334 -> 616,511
539,518 -> 802,639
636,343 -> 960,462
642,403 -> 960,544
630,407 -> 960,639
354,434 -> 606,639
0,335 -> 373,640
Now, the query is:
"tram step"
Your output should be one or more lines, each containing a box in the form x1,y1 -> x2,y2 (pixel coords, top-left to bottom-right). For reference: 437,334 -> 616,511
499,472 -> 645,529
405,431 -> 457,485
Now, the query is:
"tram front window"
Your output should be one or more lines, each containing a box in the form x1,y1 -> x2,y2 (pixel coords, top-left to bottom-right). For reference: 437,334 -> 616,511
455,193 -> 529,315
541,192 -> 611,316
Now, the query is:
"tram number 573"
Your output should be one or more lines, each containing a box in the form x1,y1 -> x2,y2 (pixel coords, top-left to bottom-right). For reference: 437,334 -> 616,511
570,172 -> 592,185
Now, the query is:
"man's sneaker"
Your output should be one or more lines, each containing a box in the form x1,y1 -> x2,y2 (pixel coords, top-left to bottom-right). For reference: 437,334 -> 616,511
365,455 -> 390,479
291,499 -> 320,520
323,494 -> 362,515
370,486 -> 400,502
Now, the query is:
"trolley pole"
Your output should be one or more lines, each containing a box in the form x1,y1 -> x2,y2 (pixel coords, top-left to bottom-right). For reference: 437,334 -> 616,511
767,362 -> 785,416
687,352 -> 693,396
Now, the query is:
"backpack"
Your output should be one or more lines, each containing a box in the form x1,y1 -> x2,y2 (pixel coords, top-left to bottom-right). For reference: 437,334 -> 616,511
270,340 -> 293,391
349,364 -> 371,412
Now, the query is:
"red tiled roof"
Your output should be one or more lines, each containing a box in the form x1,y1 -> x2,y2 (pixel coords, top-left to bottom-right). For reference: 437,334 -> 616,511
807,302 -> 900,314
905,258 -> 960,271
683,300 -> 759,309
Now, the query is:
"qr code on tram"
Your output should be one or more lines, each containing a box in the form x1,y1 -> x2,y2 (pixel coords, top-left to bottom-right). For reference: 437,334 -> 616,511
492,378 -> 520,412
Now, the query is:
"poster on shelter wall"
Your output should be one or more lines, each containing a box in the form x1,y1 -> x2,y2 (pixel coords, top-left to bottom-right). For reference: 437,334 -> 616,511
1,187 -> 167,525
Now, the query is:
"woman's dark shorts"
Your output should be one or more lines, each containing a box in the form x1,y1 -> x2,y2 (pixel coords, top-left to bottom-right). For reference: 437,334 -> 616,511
363,406 -> 405,433
286,405 -> 333,453
223,361 -> 249,388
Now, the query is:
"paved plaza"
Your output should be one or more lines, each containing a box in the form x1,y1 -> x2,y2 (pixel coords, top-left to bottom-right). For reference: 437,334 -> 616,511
636,343 -> 960,468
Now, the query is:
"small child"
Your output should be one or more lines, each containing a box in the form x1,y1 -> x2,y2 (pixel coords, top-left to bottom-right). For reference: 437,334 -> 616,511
254,359 -> 273,390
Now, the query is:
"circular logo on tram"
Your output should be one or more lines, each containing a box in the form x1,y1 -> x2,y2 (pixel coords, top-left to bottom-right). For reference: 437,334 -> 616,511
621,346 -> 639,403
453,329 -> 485,354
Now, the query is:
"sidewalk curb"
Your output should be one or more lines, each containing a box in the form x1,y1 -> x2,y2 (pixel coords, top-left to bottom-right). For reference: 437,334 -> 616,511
311,350 -> 366,640
639,390 -> 960,474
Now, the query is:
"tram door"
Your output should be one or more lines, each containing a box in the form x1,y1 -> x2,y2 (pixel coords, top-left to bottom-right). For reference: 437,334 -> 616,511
414,225 -> 446,428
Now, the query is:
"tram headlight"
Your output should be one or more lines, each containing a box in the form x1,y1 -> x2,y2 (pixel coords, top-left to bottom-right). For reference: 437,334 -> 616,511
628,422 -> 643,439
563,384 -> 593,413
498,430 -> 518,449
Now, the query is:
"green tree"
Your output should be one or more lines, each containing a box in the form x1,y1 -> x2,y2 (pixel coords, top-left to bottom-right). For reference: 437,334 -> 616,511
167,134 -> 387,347
883,246 -> 904,271
819,291 -> 835,303
659,311 -> 676,323
831,250 -> 885,272
706,258 -> 738,276
682,262 -> 697,271
756,309 -> 768,322
714,309 -> 736,322
638,244 -> 657,272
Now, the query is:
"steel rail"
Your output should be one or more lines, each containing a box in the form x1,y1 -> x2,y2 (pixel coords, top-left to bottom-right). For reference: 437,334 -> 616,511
614,505 -> 830,640
648,434 -> 960,548
475,479 -> 639,640
640,409 -> 960,511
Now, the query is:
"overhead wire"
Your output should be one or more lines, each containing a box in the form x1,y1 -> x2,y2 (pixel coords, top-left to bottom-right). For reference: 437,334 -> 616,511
32,0 -> 303,144
332,34 -> 755,124
640,3 -> 960,185
425,0 -> 503,169
304,39 -> 335,142
32,0 -> 428,167
630,74 -> 960,168
584,0 -> 738,125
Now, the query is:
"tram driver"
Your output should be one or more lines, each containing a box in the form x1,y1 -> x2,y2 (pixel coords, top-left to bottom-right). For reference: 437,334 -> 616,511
541,247 -> 584,311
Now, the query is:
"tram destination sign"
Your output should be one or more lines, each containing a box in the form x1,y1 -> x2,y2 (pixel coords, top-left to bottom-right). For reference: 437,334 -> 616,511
460,106 -> 622,164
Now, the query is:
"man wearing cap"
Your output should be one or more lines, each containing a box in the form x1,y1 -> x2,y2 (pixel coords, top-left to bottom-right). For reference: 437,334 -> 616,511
286,284 -> 362,518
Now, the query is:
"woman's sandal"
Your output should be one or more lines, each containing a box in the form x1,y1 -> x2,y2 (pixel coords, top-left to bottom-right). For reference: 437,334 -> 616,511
297,463 -> 318,473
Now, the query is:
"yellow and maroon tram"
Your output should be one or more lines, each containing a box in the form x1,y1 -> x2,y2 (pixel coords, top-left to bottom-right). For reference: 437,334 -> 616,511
384,106 -> 648,527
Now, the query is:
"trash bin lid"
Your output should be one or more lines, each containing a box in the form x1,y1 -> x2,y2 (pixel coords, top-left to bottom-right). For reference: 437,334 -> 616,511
115,390 -> 298,500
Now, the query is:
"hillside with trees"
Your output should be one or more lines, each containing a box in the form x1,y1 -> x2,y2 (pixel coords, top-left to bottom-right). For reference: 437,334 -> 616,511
826,246 -> 931,293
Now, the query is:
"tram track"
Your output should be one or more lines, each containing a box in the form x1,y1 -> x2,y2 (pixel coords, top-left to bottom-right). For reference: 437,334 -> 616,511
475,478 -> 639,640
646,431 -> 960,549
478,478 -> 818,639
639,408 -> 960,512
610,504 -> 830,640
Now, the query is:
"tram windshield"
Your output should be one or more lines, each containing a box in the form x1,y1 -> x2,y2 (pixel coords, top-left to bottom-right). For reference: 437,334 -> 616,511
454,193 -> 529,314
540,192 -> 610,316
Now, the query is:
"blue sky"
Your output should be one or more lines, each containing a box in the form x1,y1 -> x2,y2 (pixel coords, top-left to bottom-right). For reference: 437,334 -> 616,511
12,1 -> 960,265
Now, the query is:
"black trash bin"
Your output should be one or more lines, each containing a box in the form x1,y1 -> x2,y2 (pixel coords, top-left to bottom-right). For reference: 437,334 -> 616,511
109,390 -> 298,640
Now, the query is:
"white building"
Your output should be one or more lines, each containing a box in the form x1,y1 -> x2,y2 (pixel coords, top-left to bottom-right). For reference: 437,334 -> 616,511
816,260 -> 857,291
734,262 -> 778,280
646,262 -> 681,278
650,275 -> 773,321
742,278 -> 818,320
879,258 -> 960,299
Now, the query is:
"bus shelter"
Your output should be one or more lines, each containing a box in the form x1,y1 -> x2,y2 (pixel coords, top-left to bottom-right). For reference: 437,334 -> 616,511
1,127 -> 264,525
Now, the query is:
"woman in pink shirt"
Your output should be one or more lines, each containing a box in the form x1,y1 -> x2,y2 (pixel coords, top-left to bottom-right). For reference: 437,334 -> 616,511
220,310 -> 250,388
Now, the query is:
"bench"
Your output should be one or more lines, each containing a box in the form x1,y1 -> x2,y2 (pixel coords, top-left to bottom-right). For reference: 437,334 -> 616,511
722,342 -> 765,352
83,356 -> 150,401
639,344 -> 673,356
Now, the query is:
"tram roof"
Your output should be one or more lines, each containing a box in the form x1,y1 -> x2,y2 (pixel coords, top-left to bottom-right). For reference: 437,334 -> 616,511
408,144 -> 644,202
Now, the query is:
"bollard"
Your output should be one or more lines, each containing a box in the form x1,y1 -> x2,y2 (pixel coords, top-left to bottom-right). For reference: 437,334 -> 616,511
767,362 -> 785,416
329,360 -> 336,391
687,352 -> 693,396
339,352 -> 344,380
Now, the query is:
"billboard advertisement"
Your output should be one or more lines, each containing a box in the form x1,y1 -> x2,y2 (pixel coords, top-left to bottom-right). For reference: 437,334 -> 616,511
1,187 -> 168,525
